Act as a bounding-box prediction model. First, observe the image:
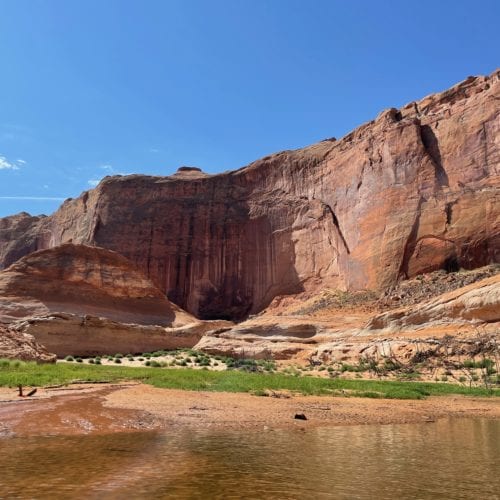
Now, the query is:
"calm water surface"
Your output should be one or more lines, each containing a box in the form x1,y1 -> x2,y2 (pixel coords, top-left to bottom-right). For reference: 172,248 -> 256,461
0,418 -> 499,499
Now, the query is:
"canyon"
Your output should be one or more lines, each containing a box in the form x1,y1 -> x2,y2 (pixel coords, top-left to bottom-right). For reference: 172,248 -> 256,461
0,70 -> 498,321
0,70 -> 498,364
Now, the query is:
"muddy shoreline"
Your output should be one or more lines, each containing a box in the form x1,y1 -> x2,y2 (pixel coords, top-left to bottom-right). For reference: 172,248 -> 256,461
1,383 -> 499,437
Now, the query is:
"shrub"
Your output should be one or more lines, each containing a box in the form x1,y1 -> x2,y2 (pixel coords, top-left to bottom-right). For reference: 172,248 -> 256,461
114,354 -> 123,359
88,359 -> 95,364
76,357 -> 83,363
114,358 -> 122,364
64,356 -> 74,362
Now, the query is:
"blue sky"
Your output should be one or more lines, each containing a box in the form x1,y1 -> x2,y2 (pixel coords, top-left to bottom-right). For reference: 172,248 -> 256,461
0,0 -> 498,217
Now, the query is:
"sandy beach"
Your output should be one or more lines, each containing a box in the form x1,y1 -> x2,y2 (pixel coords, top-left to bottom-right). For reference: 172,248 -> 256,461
1,383 -> 499,437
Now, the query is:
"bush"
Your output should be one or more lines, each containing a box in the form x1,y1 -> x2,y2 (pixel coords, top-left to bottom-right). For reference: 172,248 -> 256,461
64,356 -> 74,362
76,357 -> 83,363
114,354 -> 123,359
114,358 -> 122,364
463,358 -> 494,370
88,359 -> 95,364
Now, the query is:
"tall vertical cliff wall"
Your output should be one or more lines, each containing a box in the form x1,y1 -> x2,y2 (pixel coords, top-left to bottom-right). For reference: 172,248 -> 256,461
1,70 -> 498,319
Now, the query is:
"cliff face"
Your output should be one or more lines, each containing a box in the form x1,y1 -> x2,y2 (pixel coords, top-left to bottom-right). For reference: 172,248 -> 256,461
0,71 -> 498,319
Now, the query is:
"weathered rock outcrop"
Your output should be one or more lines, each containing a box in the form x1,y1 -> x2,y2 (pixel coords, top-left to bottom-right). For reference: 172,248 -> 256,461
1,71 -> 498,319
0,243 -> 195,326
0,324 -> 56,362
9,313 -> 229,357
196,274 -> 500,362
367,274 -> 500,330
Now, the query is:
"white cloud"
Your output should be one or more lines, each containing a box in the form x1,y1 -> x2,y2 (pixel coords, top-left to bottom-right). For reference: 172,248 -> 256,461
100,164 -> 114,172
0,155 -> 20,170
149,148 -> 159,153
88,179 -> 100,187
16,159 -> 26,165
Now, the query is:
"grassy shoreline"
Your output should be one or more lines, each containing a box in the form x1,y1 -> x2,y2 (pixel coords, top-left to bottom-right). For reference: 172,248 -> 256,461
1,361 -> 499,400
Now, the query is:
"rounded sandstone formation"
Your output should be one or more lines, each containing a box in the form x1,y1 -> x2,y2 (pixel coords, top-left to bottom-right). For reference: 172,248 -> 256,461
0,243 -> 195,326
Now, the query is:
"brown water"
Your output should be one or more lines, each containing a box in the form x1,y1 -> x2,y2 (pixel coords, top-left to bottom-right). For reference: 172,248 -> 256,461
1,418 -> 499,499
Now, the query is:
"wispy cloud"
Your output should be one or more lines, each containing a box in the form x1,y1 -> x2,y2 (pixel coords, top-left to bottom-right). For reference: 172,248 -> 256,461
0,196 -> 66,201
87,179 -> 100,187
149,148 -> 160,153
0,155 -> 20,170
16,159 -> 26,165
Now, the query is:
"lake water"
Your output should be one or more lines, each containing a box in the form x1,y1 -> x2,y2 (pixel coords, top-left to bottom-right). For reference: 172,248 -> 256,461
0,418 -> 499,499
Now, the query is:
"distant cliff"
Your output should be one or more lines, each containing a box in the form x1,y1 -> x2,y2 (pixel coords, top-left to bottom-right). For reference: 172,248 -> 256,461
1,70 -> 498,319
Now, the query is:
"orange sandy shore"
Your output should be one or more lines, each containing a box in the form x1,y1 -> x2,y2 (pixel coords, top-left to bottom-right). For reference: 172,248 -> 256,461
1,382 -> 499,437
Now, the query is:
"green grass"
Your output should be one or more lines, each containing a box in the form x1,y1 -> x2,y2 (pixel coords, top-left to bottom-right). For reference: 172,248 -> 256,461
0,360 -> 499,400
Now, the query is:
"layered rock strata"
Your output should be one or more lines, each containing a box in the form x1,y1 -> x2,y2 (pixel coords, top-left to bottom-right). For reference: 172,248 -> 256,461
196,274 -> 500,363
0,70 -> 498,320
9,313 -> 229,358
0,324 -> 56,363
0,243 -> 194,326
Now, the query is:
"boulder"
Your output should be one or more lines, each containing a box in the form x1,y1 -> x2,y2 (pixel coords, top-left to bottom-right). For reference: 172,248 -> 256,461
0,324 -> 56,362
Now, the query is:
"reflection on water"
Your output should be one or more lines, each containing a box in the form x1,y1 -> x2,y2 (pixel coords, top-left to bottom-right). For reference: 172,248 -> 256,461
0,419 -> 499,499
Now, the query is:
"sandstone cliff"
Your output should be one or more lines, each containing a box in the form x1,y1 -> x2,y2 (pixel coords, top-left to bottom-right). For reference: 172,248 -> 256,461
1,70 -> 498,319
0,243 -> 194,326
